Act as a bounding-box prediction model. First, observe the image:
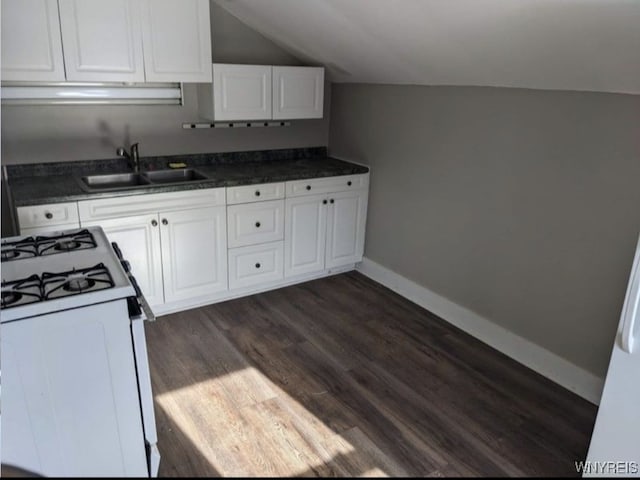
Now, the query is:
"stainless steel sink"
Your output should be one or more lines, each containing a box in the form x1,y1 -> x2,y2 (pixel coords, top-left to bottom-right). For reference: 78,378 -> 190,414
78,173 -> 151,192
76,169 -> 209,192
143,168 -> 208,184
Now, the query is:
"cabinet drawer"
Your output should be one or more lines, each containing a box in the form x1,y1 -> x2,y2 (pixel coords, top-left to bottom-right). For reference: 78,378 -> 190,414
227,199 -> 284,248
78,188 -> 225,221
286,174 -> 369,197
228,241 -> 284,289
17,202 -> 79,230
226,182 -> 285,205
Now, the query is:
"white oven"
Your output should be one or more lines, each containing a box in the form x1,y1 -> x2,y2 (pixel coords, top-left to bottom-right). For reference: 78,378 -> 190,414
1,226 -> 160,477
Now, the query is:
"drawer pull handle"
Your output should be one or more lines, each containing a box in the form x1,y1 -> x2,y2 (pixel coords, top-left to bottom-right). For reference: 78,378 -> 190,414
255,221 -> 261,228
45,212 -> 53,219
162,218 -> 168,226
347,181 -> 352,186
306,185 -> 311,191
330,199 -> 335,204
255,262 -> 261,269
323,199 -> 327,205
151,219 -> 158,227
255,190 -> 261,197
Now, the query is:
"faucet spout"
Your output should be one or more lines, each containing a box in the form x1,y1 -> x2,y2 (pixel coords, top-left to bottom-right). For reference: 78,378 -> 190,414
117,143 -> 140,173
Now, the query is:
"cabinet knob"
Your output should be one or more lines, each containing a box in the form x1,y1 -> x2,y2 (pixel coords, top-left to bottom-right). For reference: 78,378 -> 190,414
162,218 -> 168,226
151,219 -> 158,227
323,199 -> 327,205
45,212 -> 53,219
306,185 -> 311,191
347,181 -> 352,186
255,190 -> 261,197
330,199 -> 334,204
255,262 -> 261,269
255,221 -> 261,228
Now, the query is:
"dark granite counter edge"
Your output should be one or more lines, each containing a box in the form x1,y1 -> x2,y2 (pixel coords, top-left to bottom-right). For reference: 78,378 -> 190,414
10,159 -> 369,207
6,146 -> 329,179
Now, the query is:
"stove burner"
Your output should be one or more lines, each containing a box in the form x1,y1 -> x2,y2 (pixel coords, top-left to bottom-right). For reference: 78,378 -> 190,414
1,237 -> 38,262
55,240 -> 81,251
63,277 -> 96,292
1,290 -> 23,307
41,262 -> 114,301
1,249 -> 20,261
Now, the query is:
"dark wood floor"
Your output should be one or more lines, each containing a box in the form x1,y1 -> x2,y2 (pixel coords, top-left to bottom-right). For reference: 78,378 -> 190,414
145,271 -> 597,477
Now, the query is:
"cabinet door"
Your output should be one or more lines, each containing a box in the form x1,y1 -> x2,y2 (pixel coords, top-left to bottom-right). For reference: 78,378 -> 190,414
1,302 -> 148,476
213,64 -> 272,120
325,189 -> 368,269
58,0 -> 144,82
284,194 -> 327,278
140,0 -> 212,82
1,0 -> 65,81
83,215 -> 165,308
160,206 -> 227,303
272,66 -> 324,119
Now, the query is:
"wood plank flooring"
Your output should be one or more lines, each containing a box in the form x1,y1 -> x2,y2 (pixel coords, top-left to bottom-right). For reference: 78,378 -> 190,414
145,271 -> 597,477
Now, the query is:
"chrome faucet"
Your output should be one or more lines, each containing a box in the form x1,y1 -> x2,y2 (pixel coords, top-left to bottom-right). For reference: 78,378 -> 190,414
117,143 -> 140,173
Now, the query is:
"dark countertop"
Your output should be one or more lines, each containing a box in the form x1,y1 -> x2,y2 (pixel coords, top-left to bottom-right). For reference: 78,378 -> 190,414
7,147 -> 369,207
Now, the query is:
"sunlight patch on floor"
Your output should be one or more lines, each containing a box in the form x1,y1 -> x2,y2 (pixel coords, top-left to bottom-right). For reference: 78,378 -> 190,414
155,366 -> 391,477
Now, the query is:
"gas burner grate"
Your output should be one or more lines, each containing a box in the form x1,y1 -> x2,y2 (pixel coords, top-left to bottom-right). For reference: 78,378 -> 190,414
37,229 -> 97,256
42,262 -> 114,301
0,230 -> 98,263
0,237 -> 38,262
1,274 -> 43,308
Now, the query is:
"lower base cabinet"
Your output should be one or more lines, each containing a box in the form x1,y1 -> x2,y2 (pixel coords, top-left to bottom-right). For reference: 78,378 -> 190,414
228,241 -> 284,289
73,174 -> 368,312
284,187 -> 368,277
83,205 -> 227,307
160,206 -> 227,303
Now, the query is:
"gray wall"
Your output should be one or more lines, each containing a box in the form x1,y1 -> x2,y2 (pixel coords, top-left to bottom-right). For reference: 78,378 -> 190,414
0,1 -> 328,165
329,84 -> 640,377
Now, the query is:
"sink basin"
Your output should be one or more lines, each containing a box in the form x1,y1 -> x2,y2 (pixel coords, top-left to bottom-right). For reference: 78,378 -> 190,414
76,168 -> 209,192
79,173 -> 151,191
143,169 -> 208,184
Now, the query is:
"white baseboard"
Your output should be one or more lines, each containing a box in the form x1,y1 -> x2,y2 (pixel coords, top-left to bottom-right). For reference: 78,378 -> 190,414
356,257 -> 604,405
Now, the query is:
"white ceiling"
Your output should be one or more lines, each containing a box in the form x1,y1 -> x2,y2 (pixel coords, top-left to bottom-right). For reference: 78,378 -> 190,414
214,0 -> 640,95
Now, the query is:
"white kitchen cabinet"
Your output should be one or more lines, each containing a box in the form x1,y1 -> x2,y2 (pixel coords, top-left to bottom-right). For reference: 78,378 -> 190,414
58,0 -> 145,82
78,189 -> 227,308
228,241 -> 284,289
140,0 -> 212,82
285,174 -> 369,277
284,193 -> 328,277
199,64 -> 273,121
227,199 -> 285,248
325,189 -> 368,269
272,66 -> 324,119
83,214 -> 165,308
199,65 -> 325,121
17,202 -> 80,234
84,207 -> 227,306
0,0 -> 66,81
160,206 -> 227,303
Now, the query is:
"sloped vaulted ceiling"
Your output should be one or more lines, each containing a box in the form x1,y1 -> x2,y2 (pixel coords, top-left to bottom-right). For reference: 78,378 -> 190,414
213,0 -> 640,95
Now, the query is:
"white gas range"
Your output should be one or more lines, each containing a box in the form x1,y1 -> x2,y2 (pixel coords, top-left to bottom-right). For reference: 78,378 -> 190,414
1,226 -> 160,477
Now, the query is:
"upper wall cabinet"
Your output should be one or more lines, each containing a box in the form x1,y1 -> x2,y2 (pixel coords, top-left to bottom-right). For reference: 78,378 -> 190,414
272,66 -> 324,119
59,0 -> 145,82
208,64 -> 273,121
1,0 -> 212,84
0,0 -> 66,81
140,0 -> 212,83
199,64 -> 324,121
